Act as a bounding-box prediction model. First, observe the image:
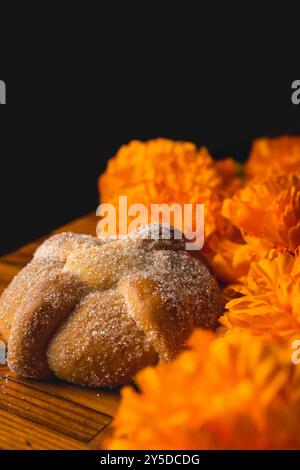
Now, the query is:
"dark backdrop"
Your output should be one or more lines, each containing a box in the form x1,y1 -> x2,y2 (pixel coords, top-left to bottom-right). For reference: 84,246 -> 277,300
1,59 -> 299,255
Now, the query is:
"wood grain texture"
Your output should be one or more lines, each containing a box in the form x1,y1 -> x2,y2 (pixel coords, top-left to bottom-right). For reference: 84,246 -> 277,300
0,213 -> 120,450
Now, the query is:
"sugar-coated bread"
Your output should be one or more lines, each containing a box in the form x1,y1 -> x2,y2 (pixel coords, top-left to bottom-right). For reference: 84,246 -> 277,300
0,226 -> 224,387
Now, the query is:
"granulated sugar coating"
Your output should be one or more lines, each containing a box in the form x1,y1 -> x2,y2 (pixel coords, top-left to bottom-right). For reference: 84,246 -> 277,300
0,225 -> 224,388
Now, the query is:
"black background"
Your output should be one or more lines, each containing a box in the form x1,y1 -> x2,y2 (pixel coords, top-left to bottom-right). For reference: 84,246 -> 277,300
1,20 -> 300,256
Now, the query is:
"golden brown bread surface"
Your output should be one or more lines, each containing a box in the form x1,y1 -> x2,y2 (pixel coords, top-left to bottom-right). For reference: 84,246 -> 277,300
0,225 -> 224,387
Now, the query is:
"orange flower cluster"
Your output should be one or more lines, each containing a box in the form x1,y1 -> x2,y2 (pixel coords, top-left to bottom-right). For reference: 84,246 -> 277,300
221,253 -> 300,343
211,139 -> 300,283
223,173 -> 300,252
107,330 -> 300,450
100,135 -> 300,450
99,138 -> 240,246
246,135 -> 300,178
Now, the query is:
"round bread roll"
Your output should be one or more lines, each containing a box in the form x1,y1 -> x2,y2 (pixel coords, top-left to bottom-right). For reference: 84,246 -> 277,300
0,225 -> 223,387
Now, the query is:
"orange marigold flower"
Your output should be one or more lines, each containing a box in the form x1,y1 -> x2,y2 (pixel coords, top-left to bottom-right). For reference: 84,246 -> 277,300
99,138 -> 239,243
246,135 -> 300,178
209,234 -> 275,284
209,171 -> 300,283
107,329 -> 300,450
100,139 -> 212,200
209,238 -> 262,284
221,253 -> 300,343
222,173 -> 300,252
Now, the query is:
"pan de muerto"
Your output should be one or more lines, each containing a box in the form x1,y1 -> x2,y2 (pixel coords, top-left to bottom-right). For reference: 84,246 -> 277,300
0,225 -> 223,387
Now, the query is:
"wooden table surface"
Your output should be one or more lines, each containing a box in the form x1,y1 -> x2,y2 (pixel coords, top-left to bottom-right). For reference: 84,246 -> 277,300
0,213 -> 119,450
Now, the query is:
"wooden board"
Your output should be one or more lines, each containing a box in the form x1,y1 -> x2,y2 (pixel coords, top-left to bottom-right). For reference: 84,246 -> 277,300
0,213 -> 119,450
